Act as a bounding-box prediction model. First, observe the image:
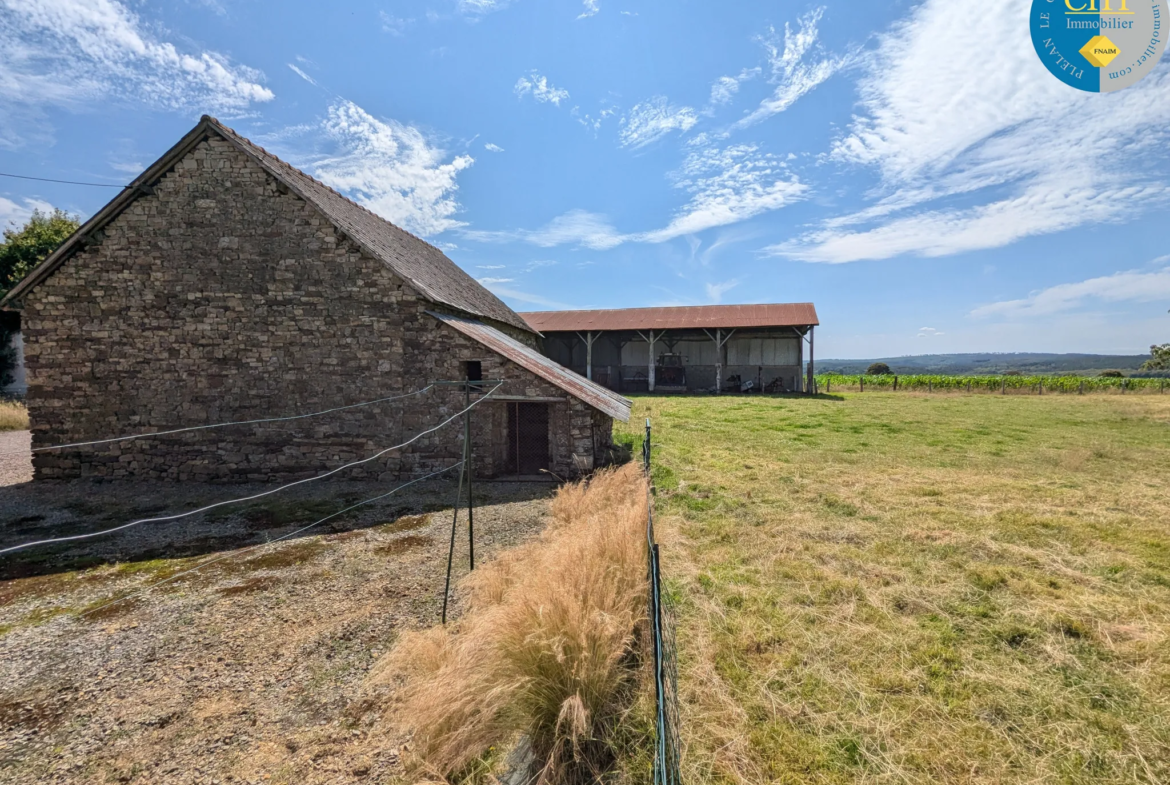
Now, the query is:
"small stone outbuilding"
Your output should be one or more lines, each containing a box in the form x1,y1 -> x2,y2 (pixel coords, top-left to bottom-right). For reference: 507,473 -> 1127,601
0,116 -> 630,482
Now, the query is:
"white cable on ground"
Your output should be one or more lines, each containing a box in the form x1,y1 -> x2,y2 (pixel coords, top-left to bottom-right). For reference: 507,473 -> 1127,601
0,382 -> 503,556
3,385 -> 435,457
78,461 -> 465,619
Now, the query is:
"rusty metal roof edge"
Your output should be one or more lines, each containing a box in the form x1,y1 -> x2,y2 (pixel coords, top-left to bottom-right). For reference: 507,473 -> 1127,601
426,311 -> 632,423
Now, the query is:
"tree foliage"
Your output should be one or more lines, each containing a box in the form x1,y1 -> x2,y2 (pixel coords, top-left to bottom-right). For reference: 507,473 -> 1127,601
0,208 -> 80,300
1,209 -> 80,388
1140,344 -> 1170,371
1098,370 -> 1125,378
866,362 -> 892,376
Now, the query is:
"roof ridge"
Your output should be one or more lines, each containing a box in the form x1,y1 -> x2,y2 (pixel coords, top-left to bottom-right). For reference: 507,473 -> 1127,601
202,115 -> 449,258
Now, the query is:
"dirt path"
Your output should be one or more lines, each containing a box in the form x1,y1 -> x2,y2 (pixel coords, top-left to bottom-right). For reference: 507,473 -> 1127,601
0,475 -> 556,784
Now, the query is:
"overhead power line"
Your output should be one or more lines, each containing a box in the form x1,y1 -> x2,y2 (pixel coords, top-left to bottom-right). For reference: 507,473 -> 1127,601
0,172 -> 129,188
0,382 -> 503,556
0,385 -> 436,459
78,461 -> 465,619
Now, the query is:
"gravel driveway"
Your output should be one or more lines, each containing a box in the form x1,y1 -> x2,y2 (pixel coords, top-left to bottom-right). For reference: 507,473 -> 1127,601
0,471 -> 556,784
0,430 -> 31,487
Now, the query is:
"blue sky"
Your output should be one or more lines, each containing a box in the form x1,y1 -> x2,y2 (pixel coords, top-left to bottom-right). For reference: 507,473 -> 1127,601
1,0 -> 1168,358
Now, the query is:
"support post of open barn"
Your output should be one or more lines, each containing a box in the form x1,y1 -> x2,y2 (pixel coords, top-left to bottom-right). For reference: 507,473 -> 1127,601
806,325 -> 815,394
703,327 -> 736,395
715,328 -> 722,394
635,330 -> 658,392
577,330 -> 600,382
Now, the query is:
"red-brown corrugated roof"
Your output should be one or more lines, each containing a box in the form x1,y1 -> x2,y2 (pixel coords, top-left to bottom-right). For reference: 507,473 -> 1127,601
519,303 -> 819,332
428,311 -> 632,422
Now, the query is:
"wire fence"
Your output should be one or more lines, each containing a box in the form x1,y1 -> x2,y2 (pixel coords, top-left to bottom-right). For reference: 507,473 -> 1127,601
77,461 -> 465,619
643,418 -> 681,785
0,381 -> 504,556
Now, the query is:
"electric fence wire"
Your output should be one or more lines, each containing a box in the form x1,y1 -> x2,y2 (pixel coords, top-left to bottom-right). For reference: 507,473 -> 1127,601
0,384 -> 436,458
0,382 -> 504,556
78,461 -> 465,619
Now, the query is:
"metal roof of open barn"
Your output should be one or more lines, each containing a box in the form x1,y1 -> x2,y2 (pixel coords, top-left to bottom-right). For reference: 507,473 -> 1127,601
519,303 -> 819,333
3,116 -> 533,334
428,311 -> 632,422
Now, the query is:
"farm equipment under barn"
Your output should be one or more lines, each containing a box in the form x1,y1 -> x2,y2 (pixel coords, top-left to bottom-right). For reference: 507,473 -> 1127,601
655,353 -> 688,393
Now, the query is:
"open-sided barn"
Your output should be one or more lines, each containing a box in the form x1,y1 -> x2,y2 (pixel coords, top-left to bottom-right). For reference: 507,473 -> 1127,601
0,116 -> 629,482
521,304 -> 820,394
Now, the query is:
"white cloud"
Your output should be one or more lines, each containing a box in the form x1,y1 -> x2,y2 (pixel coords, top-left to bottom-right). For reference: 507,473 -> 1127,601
302,100 -> 474,237
772,0 -> 1170,263
109,161 -> 144,174
477,277 -> 515,285
709,69 -> 759,106
0,0 -> 273,143
0,196 -> 55,230
639,142 -> 808,242
484,142 -> 504,152
705,279 -> 740,303
287,63 -> 317,86
917,327 -> 944,337
620,97 -> 699,148
458,0 -> 511,17
477,264 -> 506,269
577,0 -> 599,20
380,11 -> 411,36
463,209 -> 624,250
477,280 -> 576,309
525,210 -> 625,250
732,8 -> 847,130
971,266 -> 1170,319
575,105 -> 617,135
467,143 -> 805,249
709,77 -> 740,106
514,71 -> 569,105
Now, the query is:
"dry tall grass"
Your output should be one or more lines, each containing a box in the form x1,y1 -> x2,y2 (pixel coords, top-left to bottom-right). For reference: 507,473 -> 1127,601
0,400 -> 28,431
373,464 -> 650,783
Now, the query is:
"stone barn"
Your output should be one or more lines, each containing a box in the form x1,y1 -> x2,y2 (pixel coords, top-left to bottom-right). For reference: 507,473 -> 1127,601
0,116 -> 630,482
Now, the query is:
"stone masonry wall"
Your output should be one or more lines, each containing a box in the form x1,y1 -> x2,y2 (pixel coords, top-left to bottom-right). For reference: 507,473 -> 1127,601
21,135 -> 610,481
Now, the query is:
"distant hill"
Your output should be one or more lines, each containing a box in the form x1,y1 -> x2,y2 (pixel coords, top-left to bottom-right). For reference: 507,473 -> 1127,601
818,353 -> 1153,376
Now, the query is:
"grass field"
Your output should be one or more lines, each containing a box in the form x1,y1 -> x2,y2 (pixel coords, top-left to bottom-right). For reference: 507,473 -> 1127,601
616,393 -> 1170,784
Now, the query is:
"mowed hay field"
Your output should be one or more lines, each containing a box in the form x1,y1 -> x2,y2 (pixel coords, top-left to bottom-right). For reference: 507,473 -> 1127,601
616,393 -> 1170,785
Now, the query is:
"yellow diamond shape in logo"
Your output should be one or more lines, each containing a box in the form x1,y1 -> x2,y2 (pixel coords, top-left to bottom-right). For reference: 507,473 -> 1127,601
1080,35 -> 1121,68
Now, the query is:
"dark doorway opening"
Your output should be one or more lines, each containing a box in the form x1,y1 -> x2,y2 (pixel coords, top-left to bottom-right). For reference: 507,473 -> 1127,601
506,402 -> 549,475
